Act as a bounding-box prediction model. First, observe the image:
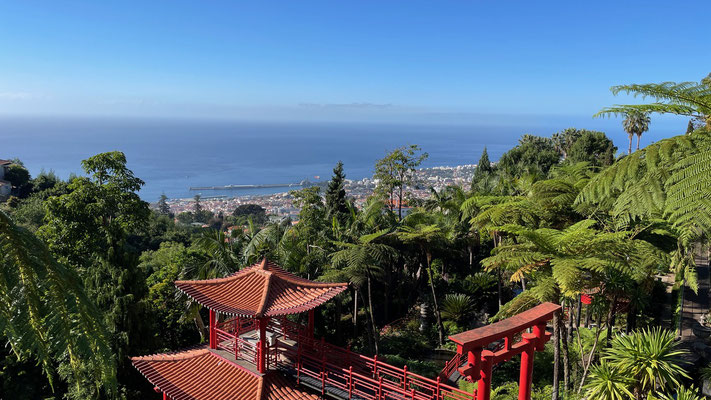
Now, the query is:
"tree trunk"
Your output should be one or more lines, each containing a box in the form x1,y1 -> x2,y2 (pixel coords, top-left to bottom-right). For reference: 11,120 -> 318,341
560,303 -> 570,391
366,275 -> 379,354
353,288 -> 358,337
425,250 -> 445,346
398,186 -> 403,220
584,304 -> 591,328
195,312 -> 207,342
552,311 -> 560,400
566,300 -> 574,344
628,133 -> 633,154
576,296 -> 582,328
497,268 -> 503,311
468,245 -> 474,270
605,296 -> 618,348
636,134 -> 641,150
521,276 -> 527,291
577,317 -> 603,393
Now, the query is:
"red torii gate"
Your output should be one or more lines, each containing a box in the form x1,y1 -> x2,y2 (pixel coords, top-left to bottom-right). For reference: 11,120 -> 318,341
449,302 -> 560,400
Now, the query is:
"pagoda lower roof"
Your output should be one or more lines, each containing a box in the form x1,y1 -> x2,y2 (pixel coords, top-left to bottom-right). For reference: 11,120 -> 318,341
131,347 -> 319,400
175,259 -> 348,317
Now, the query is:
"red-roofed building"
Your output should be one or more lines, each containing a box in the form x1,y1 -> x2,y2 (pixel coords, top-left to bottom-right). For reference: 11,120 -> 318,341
132,347 -> 318,400
132,259 -> 560,400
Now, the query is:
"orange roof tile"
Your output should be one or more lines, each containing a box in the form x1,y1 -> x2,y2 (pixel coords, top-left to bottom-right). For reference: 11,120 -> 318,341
175,259 -> 347,317
132,347 -> 319,400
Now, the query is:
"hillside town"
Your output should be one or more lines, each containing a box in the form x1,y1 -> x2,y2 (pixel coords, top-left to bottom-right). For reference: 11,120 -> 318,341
162,164 -> 477,220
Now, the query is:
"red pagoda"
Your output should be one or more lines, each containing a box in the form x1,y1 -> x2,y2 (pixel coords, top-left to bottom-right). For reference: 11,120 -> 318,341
132,259 -> 560,400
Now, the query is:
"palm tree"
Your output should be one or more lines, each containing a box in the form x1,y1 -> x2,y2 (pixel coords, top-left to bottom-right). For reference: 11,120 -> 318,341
397,215 -> 447,346
595,74 -> 711,129
193,229 -> 242,278
0,210 -> 115,392
330,230 -> 394,353
622,111 -> 651,153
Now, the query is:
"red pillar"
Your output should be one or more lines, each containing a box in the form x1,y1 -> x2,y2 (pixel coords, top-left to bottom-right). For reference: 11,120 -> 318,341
476,350 -> 494,400
258,317 -> 268,373
308,309 -> 315,338
209,309 -> 216,349
467,347 -> 482,385
532,323 -> 546,350
518,333 -> 537,400
163,393 -> 167,400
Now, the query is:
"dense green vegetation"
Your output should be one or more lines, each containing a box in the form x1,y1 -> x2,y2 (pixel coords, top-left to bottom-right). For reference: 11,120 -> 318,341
1,73 -> 711,399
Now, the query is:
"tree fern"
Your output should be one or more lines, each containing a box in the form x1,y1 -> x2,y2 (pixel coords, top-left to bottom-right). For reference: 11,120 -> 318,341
0,210 -> 115,393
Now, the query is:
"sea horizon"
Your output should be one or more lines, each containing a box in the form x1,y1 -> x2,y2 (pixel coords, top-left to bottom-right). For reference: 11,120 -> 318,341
1,114 -> 687,201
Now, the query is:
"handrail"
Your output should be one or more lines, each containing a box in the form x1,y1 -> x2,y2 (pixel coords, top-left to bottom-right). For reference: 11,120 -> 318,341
440,352 -> 463,380
286,345 -> 474,400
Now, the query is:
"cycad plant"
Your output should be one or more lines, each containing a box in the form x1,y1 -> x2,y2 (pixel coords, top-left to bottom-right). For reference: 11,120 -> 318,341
585,328 -> 689,400
441,293 -> 475,327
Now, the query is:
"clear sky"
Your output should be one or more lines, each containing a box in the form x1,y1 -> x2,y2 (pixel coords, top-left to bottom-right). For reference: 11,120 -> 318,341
1,1 -> 709,122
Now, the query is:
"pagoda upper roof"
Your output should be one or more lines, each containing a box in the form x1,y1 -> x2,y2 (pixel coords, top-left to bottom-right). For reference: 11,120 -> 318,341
175,259 -> 348,317
131,347 -> 319,400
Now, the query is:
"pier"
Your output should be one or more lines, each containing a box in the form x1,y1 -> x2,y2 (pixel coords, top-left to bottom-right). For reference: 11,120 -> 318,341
190,180 -> 312,191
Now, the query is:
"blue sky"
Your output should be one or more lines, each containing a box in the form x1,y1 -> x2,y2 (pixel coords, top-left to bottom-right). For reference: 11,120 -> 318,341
1,1 -> 709,123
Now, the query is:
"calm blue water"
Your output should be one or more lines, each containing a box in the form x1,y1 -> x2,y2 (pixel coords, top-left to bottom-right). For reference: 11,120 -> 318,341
0,115 -> 683,201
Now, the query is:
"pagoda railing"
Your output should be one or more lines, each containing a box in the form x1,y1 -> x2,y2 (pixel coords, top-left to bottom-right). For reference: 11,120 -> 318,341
277,333 -> 474,400
215,317 -> 257,337
281,342 -> 474,400
214,327 -> 259,365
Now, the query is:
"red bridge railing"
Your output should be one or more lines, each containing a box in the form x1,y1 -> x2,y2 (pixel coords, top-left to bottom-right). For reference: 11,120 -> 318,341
282,341 -> 474,400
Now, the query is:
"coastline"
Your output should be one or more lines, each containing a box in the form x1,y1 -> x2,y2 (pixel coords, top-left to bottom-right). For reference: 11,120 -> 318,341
162,164 -> 476,220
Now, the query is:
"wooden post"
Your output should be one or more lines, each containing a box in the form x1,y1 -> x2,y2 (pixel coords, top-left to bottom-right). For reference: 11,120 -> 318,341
476,350 -> 494,400
209,309 -> 216,349
518,333 -> 537,400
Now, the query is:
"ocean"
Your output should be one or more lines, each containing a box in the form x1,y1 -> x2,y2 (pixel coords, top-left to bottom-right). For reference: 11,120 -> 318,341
0,115 -> 684,201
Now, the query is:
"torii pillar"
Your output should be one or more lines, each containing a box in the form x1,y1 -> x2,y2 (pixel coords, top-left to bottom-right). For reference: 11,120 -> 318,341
449,303 -> 560,400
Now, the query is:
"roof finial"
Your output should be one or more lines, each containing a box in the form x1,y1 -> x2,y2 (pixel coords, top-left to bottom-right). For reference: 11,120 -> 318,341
259,258 -> 268,270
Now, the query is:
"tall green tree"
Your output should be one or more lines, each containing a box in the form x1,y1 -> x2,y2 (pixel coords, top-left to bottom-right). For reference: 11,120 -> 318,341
566,131 -> 617,167
325,161 -> 349,226
39,151 -> 152,399
157,194 -> 170,216
622,111 -> 651,154
552,128 -> 584,159
374,145 -> 428,219
497,134 -> 561,178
